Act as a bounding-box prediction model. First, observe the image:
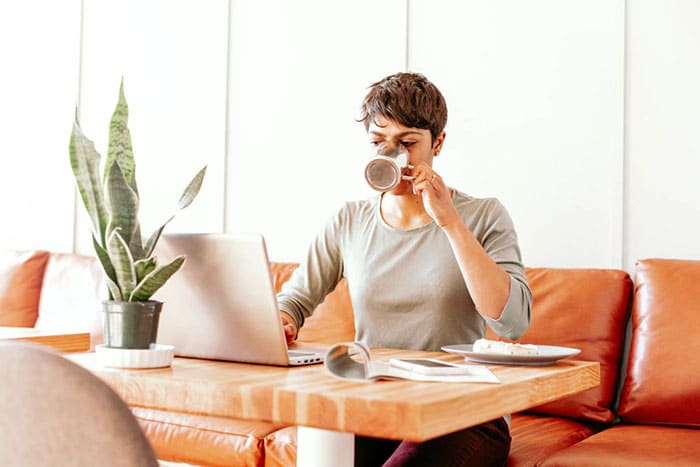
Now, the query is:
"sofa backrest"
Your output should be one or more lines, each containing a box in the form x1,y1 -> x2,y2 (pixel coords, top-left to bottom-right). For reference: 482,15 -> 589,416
35,253 -> 104,350
487,267 -> 633,423
617,258 -> 700,427
0,250 -> 50,327
269,262 -> 355,344
3,254 -> 354,350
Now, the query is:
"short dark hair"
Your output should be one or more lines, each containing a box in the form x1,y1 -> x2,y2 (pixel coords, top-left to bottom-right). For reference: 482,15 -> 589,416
358,72 -> 448,142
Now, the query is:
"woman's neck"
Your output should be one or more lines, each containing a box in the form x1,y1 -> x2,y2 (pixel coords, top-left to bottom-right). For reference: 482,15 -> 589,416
380,192 -> 433,230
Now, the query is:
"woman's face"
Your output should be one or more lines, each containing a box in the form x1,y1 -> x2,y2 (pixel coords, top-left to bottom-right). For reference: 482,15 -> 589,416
367,115 -> 444,194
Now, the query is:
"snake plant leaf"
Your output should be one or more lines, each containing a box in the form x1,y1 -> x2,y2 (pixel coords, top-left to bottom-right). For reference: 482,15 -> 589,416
93,234 -> 122,301
104,78 -> 135,185
142,218 -> 171,259
105,161 -> 139,252
134,256 -> 157,283
130,255 -> 185,302
70,121 -> 109,245
177,165 -> 207,210
106,229 -> 137,299
142,165 -> 207,257
125,165 -> 143,258
105,276 -> 123,301
92,233 -> 118,287
130,223 -> 144,260
122,166 -> 144,259
128,165 -> 139,196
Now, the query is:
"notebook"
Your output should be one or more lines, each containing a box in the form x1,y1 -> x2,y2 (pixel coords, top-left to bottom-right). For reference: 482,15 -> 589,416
153,233 -> 325,366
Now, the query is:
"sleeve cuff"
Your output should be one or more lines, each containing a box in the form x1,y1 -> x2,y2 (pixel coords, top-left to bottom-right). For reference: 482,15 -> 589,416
483,275 -> 531,340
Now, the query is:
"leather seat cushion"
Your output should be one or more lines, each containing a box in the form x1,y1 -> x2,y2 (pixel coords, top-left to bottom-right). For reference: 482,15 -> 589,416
539,424 -> 700,466
132,407 -> 286,467
617,259 -> 700,426
507,413 -> 597,467
35,253 -> 104,349
264,426 -> 296,467
488,268 -> 633,422
0,250 -> 50,327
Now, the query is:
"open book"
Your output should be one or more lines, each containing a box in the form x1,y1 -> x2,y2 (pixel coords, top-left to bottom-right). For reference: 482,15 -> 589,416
324,342 -> 499,383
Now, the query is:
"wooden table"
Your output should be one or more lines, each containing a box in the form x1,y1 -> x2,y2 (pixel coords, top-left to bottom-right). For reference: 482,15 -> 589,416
0,327 -> 90,353
69,348 -> 599,466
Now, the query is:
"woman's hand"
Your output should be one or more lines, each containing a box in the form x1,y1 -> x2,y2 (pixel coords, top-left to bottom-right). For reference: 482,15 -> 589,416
280,311 -> 297,345
411,162 -> 459,228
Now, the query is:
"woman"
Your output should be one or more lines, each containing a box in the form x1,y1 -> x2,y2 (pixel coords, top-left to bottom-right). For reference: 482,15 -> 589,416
278,72 -> 532,467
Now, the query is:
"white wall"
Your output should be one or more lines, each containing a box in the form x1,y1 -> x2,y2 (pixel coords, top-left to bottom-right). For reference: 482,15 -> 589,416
624,0 -> 700,272
227,0 -> 405,261
1,0 -> 699,272
409,0 -> 625,268
0,0 -> 81,253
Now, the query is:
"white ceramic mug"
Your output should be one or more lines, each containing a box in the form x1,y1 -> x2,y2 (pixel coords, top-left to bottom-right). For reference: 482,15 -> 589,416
364,146 -> 413,192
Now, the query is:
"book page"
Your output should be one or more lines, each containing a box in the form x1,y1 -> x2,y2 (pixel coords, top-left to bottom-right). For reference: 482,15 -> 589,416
325,342 -> 499,383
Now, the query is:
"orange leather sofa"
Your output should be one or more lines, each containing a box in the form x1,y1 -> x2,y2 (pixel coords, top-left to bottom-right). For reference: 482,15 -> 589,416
2,250 -> 699,466
538,259 -> 700,466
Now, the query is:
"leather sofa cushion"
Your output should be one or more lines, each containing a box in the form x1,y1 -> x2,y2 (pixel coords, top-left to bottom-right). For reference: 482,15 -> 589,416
0,250 -> 50,327
539,424 -> 700,466
617,258 -> 700,426
35,253 -> 104,349
487,267 -> 633,423
269,262 -> 355,344
264,426 -> 296,467
132,407 -> 286,467
507,413 -> 597,467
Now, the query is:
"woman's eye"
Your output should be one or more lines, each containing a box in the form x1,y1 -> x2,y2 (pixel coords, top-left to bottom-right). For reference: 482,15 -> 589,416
370,141 -> 380,146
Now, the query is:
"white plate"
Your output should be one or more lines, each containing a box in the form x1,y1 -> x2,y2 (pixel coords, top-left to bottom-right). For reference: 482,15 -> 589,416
441,344 -> 581,366
95,343 -> 175,369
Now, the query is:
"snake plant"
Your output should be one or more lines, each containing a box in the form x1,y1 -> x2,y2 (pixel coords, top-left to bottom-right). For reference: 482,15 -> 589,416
69,80 -> 206,302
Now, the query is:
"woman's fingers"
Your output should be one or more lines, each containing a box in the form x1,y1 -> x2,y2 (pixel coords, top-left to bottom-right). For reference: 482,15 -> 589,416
410,164 -> 440,195
280,314 -> 297,344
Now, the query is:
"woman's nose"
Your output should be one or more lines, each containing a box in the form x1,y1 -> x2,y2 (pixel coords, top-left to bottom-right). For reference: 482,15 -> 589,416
377,143 -> 402,157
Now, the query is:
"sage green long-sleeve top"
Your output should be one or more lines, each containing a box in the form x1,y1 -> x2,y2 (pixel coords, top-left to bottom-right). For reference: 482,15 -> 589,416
277,189 -> 532,351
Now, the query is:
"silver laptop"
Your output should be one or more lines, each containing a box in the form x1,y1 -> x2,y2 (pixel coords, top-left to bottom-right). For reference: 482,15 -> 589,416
153,233 -> 325,366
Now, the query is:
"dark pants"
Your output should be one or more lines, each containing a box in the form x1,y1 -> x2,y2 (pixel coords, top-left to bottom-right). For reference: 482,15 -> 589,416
354,418 -> 511,467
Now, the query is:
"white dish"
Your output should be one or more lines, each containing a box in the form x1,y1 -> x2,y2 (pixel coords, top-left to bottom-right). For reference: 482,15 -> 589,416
441,344 -> 580,366
95,343 -> 175,369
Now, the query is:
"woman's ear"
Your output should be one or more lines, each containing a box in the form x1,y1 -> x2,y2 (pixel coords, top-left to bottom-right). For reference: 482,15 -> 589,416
433,130 -> 446,156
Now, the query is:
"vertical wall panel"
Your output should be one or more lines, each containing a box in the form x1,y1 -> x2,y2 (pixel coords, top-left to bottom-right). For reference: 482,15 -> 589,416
409,0 -> 625,268
0,1 -> 81,252
624,0 -> 700,271
77,0 -> 228,253
227,0 -> 406,262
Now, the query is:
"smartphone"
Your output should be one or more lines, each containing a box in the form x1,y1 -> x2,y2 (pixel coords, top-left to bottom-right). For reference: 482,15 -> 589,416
389,358 -> 471,376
